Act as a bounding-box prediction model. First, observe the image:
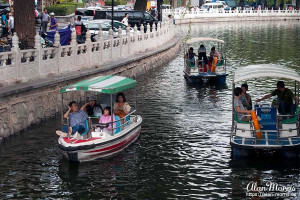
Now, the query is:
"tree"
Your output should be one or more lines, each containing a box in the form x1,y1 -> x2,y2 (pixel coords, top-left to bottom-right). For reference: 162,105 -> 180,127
134,0 -> 147,11
14,0 -> 36,48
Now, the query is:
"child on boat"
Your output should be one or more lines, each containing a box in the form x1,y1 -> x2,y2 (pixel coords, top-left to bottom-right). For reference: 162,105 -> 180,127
96,106 -> 115,132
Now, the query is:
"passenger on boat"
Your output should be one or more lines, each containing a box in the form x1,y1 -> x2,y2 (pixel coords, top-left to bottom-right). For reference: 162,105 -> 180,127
80,96 -> 103,117
198,45 -> 208,72
209,46 -> 220,62
240,83 -> 252,110
234,87 -> 252,121
113,92 -> 131,119
95,106 -> 115,132
184,47 -> 197,65
256,81 -> 298,115
56,101 -> 89,137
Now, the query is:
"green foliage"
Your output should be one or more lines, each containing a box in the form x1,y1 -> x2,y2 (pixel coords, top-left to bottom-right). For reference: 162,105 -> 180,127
276,0 -> 281,7
163,0 -> 170,4
266,0 -> 274,7
104,0 -> 127,6
45,3 -> 85,16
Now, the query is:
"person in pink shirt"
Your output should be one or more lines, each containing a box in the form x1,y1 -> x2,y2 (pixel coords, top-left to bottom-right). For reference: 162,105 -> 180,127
97,107 -> 115,132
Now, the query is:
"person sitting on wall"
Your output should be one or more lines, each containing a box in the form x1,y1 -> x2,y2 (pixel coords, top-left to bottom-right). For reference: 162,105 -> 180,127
234,87 -> 252,121
256,81 -> 298,115
80,96 -> 103,117
56,101 -> 89,137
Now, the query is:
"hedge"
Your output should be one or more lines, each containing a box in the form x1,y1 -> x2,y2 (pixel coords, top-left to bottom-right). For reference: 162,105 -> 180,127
105,0 -> 127,6
45,3 -> 85,16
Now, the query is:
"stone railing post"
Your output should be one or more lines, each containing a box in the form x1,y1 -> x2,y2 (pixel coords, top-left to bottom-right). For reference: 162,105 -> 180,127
98,28 -> 103,63
139,24 -> 144,53
126,25 -> 130,55
54,31 -> 61,73
118,27 -> 122,57
86,29 -> 91,68
69,31 -> 77,71
34,32 -> 42,75
133,25 -> 138,54
109,27 -> 113,59
12,32 -> 20,82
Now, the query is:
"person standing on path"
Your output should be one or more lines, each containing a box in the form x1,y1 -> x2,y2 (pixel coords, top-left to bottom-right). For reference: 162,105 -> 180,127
1,10 -> 8,37
49,12 -> 58,31
121,13 -> 129,26
9,11 -> 14,35
41,9 -> 50,33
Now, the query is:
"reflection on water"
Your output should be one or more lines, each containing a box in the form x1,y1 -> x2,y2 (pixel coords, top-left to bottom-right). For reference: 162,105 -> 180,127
0,21 -> 300,199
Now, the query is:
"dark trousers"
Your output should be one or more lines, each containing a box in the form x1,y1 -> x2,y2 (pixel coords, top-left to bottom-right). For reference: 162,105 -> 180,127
279,100 -> 295,115
72,125 -> 86,135
41,21 -> 48,33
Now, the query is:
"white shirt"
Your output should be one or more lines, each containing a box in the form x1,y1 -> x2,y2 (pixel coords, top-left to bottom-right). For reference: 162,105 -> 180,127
9,16 -> 14,29
121,17 -> 128,26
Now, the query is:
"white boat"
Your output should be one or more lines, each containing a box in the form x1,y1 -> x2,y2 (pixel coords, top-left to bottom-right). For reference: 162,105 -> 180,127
57,75 -> 142,163
183,37 -> 228,84
231,64 -> 300,158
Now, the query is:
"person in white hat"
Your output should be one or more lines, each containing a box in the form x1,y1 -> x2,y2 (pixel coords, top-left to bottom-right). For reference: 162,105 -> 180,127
81,96 -> 103,117
49,12 -> 58,31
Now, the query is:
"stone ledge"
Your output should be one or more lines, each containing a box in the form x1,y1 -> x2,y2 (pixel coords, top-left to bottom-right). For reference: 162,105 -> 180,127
0,35 -> 181,98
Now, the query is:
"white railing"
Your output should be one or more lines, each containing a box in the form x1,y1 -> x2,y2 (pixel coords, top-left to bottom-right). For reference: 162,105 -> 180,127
163,8 -> 300,19
0,21 -> 175,86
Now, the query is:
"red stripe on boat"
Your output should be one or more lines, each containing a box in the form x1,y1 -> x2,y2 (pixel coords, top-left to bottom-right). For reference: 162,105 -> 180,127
63,137 -> 102,144
85,130 -> 140,153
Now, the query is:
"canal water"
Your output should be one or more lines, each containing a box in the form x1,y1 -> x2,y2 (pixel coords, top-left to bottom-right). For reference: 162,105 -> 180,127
1,21 -> 300,199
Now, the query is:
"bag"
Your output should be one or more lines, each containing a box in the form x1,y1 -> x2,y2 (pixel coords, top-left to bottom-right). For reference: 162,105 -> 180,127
81,24 -> 87,35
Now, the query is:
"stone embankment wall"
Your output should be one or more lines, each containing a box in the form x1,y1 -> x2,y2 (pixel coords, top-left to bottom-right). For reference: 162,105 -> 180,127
0,35 -> 181,141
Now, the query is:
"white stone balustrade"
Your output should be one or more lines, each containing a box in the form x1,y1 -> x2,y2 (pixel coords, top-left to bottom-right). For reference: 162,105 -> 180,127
0,22 -> 175,86
163,8 -> 300,19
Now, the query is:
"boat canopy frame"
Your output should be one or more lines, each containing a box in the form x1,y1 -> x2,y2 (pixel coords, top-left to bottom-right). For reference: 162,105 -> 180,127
184,37 -> 227,74
59,75 -> 138,137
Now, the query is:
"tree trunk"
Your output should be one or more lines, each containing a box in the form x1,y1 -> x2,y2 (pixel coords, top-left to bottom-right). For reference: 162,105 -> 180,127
297,0 -> 300,9
14,0 -> 36,49
134,0 -> 147,11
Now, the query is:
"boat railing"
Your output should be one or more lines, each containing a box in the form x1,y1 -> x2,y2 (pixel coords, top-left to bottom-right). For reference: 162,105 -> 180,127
232,111 -> 300,145
90,110 -> 138,136
61,110 -> 138,138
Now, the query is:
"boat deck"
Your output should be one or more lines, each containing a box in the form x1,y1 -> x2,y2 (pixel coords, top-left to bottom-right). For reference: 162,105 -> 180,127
233,131 -> 300,146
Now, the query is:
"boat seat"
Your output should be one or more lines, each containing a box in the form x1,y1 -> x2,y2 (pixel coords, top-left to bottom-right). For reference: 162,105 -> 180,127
114,116 -> 122,135
81,119 -> 90,136
233,110 -> 250,124
282,106 -> 299,124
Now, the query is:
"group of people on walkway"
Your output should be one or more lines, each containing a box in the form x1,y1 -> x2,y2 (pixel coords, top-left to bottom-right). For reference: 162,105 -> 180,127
56,92 -> 131,137
1,10 -> 14,38
234,81 -> 298,122
40,9 -> 58,33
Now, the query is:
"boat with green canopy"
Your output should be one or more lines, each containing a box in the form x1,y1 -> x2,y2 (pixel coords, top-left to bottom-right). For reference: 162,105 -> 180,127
57,75 -> 142,163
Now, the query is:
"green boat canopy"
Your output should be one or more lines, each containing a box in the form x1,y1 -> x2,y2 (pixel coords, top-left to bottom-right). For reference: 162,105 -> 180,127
60,75 -> 137,94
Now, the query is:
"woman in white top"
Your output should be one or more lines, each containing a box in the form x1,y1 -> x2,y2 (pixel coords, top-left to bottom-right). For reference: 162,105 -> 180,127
9,12 -> 14,35
121,13 -> 129,26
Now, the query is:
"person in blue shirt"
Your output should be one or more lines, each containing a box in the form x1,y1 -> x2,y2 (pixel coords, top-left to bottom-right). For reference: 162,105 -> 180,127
1,10 -> 8,37
56,101 -> 89,137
